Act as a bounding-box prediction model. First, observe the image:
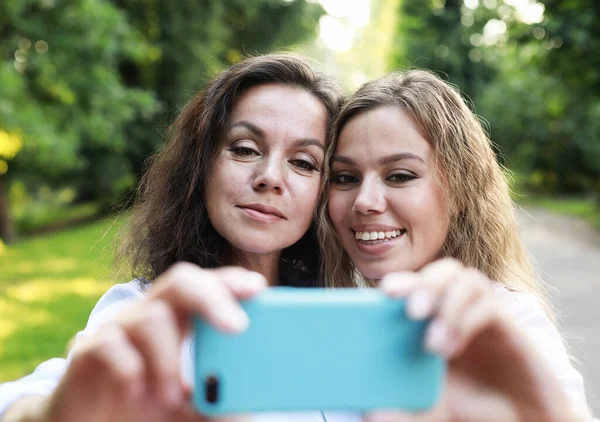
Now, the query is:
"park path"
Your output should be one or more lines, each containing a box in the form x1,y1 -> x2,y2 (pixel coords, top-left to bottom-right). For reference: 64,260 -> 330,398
518,208 -> 600,416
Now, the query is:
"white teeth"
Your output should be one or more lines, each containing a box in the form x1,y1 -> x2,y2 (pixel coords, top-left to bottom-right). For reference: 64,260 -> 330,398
354,229 -> 405,241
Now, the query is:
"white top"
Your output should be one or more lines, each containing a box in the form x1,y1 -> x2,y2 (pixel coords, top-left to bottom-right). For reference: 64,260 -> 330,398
0,281 -> 595,421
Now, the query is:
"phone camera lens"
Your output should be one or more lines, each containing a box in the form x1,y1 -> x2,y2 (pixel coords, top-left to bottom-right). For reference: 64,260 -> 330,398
205,374 -> 219,404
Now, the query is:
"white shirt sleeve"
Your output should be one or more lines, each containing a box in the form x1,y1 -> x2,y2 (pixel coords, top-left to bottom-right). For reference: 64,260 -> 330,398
494,285 -> 598,421
0,281 -> 144,419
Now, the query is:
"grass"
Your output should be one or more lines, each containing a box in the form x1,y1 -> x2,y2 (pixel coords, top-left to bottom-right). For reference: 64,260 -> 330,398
508,170 -> 600,230
0,214 -> 128,382
514,193 -> 600,230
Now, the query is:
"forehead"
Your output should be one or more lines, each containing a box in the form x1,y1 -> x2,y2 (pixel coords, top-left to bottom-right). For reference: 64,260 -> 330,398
336,105 -> 432,159
230,83 -> 327,138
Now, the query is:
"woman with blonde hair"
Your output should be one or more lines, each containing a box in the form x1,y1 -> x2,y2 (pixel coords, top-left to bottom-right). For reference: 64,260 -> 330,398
321,69 -> 595,421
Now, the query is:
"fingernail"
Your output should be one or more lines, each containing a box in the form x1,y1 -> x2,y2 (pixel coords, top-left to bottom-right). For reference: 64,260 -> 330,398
445,334 -> 461,358
407,289 -> 432,320
163,381 -> 182,408
425,319 -> 448,356
380,273 -> 416,297
221,306 -> 249,332
247,273 -> 267,289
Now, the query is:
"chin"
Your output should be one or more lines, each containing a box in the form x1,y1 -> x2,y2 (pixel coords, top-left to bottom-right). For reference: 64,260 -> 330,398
356,260 -> 416,280
230,233 -> 295,256
233,241 -> 284,255
355,265 -> 388,281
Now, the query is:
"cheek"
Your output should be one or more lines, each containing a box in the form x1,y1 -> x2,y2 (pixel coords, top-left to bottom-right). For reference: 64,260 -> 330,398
208,159 -> 250,199
411,184 -> 449,241
290,176 -> 321,218
327,191 -> 350,230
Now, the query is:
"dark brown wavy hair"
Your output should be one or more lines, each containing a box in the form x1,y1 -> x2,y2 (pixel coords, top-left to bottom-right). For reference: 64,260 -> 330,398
117,53 -> 344,287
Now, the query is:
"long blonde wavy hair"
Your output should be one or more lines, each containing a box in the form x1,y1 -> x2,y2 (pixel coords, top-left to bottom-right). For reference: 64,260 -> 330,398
317,70 -> 552,316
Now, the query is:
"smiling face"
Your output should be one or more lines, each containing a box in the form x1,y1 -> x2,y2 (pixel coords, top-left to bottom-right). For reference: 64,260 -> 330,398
205,83 -> 328,262
328,105 -> 450,279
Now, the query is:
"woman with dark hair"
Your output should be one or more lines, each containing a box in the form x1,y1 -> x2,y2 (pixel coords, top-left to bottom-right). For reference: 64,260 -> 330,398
0,53 -> 350,422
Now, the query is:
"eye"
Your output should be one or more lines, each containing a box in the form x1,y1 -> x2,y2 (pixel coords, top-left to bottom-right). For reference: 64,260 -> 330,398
387,173 -> 416,183
290,159 -> 319,172
331,173 -> 359,185
230,146 -> 259,157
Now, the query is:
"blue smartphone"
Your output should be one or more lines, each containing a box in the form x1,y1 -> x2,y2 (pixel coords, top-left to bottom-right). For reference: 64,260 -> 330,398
192,288 -> 445,415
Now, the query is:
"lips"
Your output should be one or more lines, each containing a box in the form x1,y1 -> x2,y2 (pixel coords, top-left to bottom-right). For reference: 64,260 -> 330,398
238,204 -> 286,219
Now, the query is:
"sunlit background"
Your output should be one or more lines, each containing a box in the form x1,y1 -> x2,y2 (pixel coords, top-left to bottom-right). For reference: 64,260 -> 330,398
1,0 -> 599,413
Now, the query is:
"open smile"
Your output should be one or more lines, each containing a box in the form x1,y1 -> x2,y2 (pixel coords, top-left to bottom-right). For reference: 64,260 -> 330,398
350,228 -> 407,255
353,229 -> 406,242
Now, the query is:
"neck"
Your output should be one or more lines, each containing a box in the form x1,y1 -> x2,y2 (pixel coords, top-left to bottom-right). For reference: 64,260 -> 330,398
229,250 -> 280,286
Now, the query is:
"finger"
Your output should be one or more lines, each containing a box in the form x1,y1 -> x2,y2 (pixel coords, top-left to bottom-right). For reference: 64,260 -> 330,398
424,318 -> 452,358
437,268 -> 491,343
149,262 -> 250,333
122,299 -> 183,408
71,324 -> 146,399
211,266 -> 268,298
407,258 -> 464,320
450,295 -> 500,358
379,272 -> 421,298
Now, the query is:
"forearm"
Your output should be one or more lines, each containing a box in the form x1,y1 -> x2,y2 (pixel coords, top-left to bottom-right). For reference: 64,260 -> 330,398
0,396 -> 50,422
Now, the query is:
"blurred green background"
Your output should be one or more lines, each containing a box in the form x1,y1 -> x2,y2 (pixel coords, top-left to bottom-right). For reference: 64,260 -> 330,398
1,0 -> 599,396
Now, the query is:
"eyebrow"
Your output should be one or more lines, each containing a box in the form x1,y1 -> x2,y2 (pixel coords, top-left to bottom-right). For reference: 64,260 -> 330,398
229,121 -> 264,138
331,152 -> 425,165
229,120 -> 324,151
292,139 -> 325,151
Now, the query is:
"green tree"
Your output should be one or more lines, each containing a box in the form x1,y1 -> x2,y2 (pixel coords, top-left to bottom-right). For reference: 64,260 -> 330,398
0,0 -> 325,241
391,0 -> 496,101
478,0 -> 600,197
0,0 -> 160,241
533,0 -> 600,198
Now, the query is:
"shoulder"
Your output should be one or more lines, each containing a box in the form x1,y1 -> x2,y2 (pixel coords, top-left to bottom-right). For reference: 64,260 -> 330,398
493,284 -> 593,416
492,284 -> 549,320
492,284 -> 564,355
79,280 -> 145,334
90,280 -> 145,315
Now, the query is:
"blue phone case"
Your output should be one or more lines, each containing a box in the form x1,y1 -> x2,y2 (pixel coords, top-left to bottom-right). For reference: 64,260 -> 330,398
193,288 -> 445,415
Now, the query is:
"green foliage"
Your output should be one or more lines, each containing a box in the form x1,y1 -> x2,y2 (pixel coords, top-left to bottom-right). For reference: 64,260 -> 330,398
1,0 -> 160,183
10,181 -> 102,234
1,0 -> 325,238
390,0 -> 600,201
476,0 -> 600,196
391,0 -> 495,101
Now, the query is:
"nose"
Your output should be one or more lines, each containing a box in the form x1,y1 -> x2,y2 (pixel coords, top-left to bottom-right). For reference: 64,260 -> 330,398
352,176 -> 386,215
253,155 -> 283,194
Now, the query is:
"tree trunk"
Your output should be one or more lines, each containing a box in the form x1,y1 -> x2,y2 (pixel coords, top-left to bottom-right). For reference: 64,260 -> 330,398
0,173 -> 15,244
